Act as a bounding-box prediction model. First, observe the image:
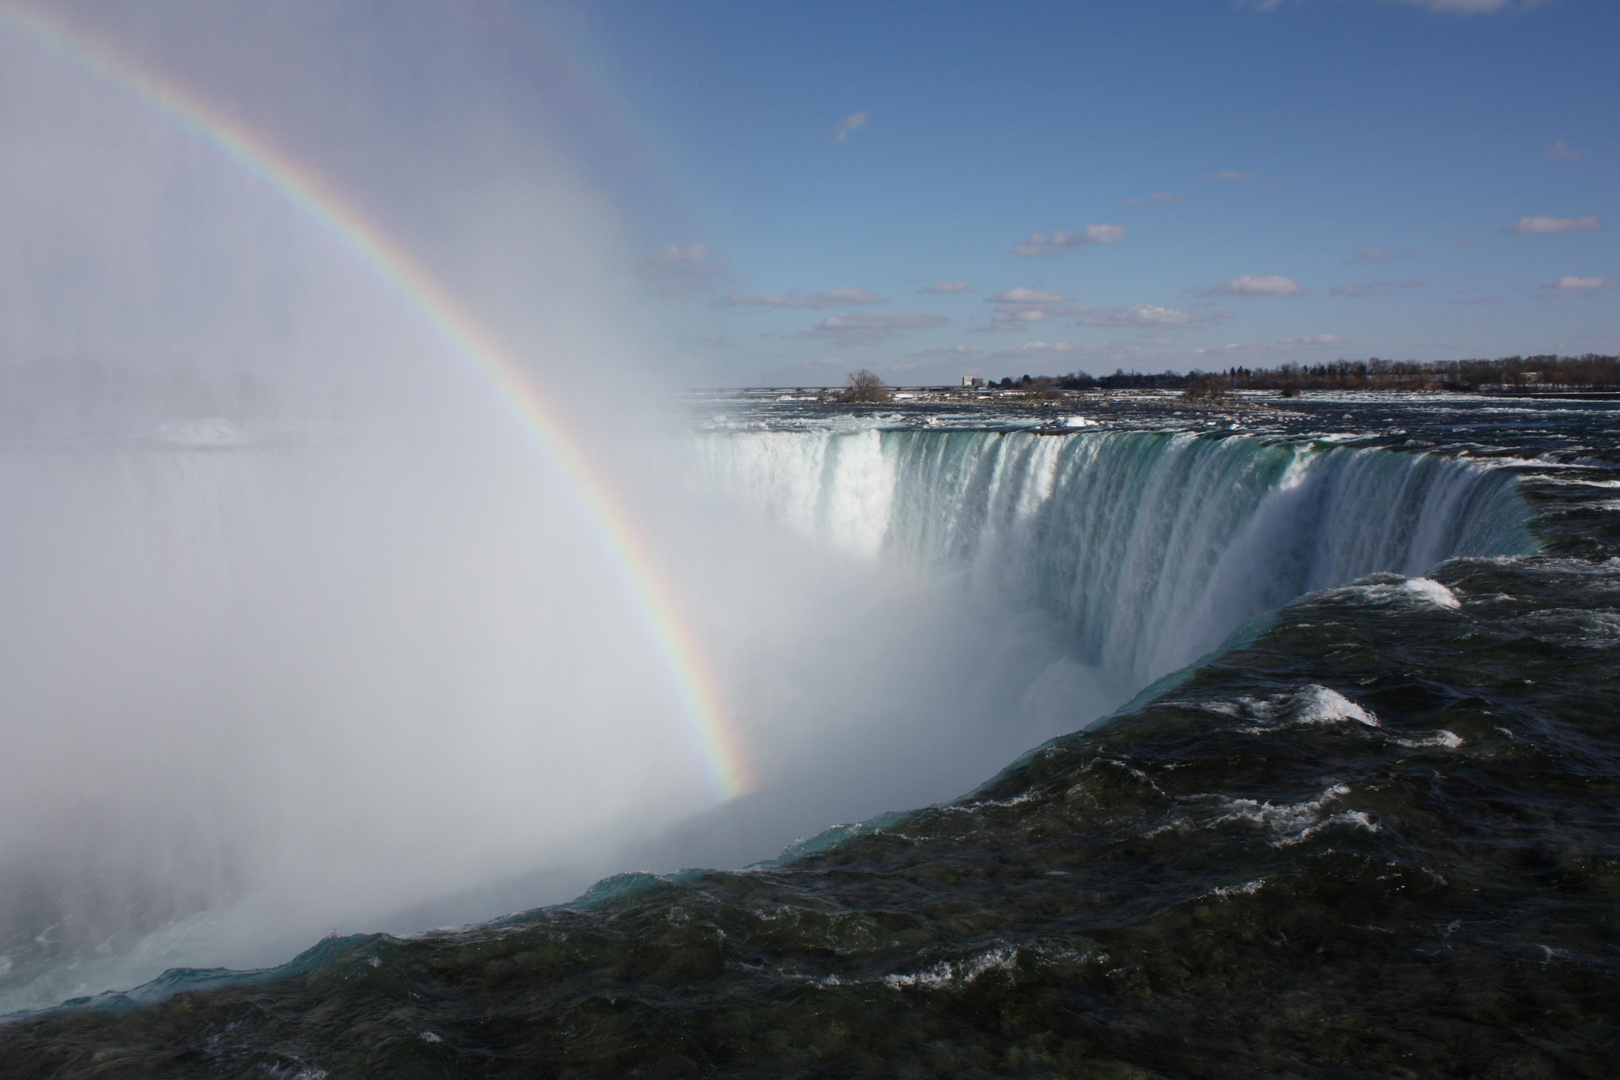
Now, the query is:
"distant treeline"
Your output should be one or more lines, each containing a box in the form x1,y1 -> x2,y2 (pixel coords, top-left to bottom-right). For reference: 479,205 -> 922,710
984,355 -> 1620,395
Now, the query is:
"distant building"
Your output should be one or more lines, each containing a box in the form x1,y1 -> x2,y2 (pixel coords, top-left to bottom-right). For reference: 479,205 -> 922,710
962,376 -> 985,387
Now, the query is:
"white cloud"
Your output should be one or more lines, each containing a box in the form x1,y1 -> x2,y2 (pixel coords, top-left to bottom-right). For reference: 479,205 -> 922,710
980,288 -> 1068,330
988,287 -> 1067,306
1077,224 -> 1127,244
1012,224 -> 1125,258
1548,139 -> 1584,161
1507,215 -> 1603,234
808,287 -> 885,306
977,310 -> 1055,331
801,312 -> 949,344
990,341 -> 1082,359
1071,304 -> 1223,328
1544,276 -> 1616,290
918,281 -> 971,294
979,290 -> 1224,332
1199,275 -> 1311,296
908,344 -> 983,358
829,110 -> 869,145
713,288 -> 886,308
640,243 -> 722,296
1208,170 -> 1257,181
1331,279 -> 1426,297
1122,192 -> 1189,207
1011,240 -> 1055,258
1195,333 -> 1343,356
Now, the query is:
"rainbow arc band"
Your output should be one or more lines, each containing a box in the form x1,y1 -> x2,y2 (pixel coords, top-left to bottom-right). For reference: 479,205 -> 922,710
0,4 -> 752,802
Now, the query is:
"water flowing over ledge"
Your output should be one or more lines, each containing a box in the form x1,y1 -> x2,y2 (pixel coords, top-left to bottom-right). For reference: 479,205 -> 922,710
697,428 -> 1533,682
7,392 -> 1617,1076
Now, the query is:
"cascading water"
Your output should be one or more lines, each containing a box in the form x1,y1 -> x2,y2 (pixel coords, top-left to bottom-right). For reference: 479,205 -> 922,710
1,414 -> 1532,1016
4,396 -> 1614,1077
696,427 -> 1533,684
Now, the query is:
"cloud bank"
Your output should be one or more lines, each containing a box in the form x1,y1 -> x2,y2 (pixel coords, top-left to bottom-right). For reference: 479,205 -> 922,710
979,289 -> 1221,332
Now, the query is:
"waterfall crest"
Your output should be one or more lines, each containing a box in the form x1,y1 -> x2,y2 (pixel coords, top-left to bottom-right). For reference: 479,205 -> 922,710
698,429 -> 1532,681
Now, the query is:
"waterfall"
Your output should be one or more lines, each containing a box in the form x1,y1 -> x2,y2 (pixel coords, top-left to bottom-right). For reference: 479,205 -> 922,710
696,428 -> 1532,682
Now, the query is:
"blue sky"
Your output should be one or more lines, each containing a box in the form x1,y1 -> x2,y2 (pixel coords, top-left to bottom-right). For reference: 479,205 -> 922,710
2,1 -> 1614,390
571,0 -> 1619,386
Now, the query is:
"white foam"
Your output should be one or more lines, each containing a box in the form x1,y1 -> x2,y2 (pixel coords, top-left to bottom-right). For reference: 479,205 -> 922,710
1403,577 -> 1461,609
1212,877 -> 1267,898
883,960 -> 960,991
1216,782 -> 1352,835
1295,685 -> 1379,727
1274,809 -> 1380,847
1524,475 -> 1620,488
883,945 -> 1018,991
1203,781 -> 1381,847
1393,730 -> 1465,750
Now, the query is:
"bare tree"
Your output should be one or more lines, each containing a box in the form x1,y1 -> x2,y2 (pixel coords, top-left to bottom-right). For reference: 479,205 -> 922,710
836,369 -> 893,404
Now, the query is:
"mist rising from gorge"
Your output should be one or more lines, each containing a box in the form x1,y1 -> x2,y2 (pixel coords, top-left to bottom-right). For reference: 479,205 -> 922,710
0,2 -> 1121,1012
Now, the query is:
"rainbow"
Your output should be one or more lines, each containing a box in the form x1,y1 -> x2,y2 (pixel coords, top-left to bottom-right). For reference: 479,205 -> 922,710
0,4 -> 754,801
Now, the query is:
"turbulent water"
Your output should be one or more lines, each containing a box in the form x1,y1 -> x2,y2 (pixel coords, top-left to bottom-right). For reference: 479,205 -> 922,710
3,391 -> 1618,1078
